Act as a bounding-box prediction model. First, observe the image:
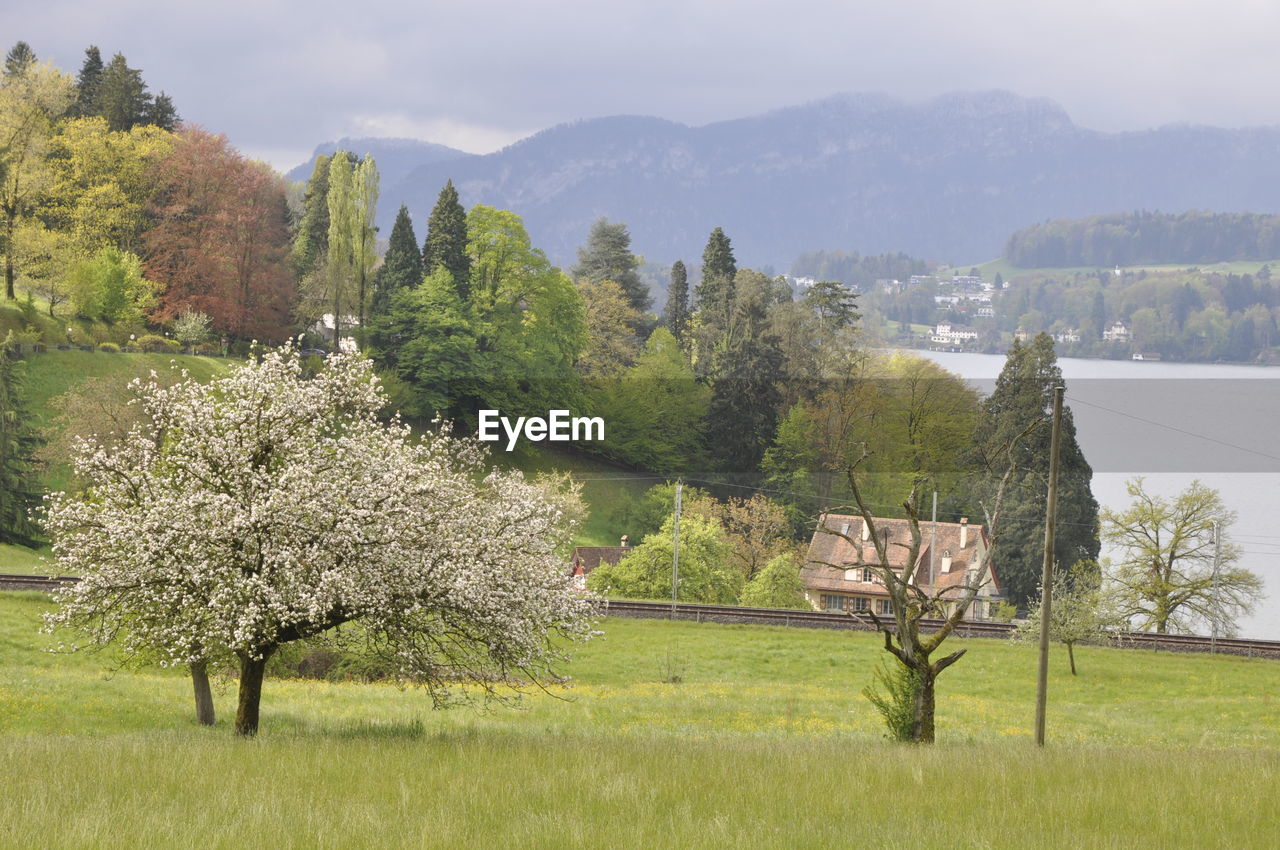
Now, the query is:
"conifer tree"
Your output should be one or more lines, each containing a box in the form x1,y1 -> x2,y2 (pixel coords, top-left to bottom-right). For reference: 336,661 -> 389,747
968,334 -> 1100,607
292,153 -> 333,278
71,46 -> 103,117
370,204 -> 421,317
0,334 -> 44,546
96,53 -> 150,131
571,217 -> 649,312
697,226 -> 737,326
146,91 -> 178,131
663,259 -> 690,342
422,180 -> 470,299
3,42 -> 35,78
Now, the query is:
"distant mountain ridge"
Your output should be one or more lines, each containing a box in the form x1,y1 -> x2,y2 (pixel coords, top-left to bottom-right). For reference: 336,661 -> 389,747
286,137 -> 472,191
292,92 -> 1280,272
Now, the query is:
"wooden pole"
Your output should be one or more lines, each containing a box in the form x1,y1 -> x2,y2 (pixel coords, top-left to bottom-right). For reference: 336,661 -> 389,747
1034,386 -> 1065,747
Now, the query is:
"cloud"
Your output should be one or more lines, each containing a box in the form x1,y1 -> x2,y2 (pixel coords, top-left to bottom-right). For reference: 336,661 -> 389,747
6,0 -> 1280,170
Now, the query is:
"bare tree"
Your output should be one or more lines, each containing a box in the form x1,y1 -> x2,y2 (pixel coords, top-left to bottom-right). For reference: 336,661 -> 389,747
829,432 -> 1026,743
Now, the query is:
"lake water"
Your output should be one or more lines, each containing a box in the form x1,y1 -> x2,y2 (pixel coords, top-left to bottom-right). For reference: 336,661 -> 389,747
918,351 -> 1280,639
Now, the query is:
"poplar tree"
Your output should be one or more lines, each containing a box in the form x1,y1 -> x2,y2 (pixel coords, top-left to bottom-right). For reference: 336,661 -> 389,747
663,259 -> 689,342
422,179 -> 470,299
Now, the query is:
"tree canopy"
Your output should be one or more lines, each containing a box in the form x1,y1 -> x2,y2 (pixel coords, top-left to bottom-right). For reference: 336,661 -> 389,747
42,346 -> 595,735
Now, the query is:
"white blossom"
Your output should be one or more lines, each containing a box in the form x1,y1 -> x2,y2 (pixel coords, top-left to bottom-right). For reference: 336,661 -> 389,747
43,344 -> 596,726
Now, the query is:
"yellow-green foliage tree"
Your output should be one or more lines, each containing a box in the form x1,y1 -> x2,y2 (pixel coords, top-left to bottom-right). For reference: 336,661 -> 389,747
588,514 -> 739,603
1,59 -> 75,299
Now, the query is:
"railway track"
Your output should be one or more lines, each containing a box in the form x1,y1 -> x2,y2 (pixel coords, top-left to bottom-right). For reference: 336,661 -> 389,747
3,574 -> 1276,658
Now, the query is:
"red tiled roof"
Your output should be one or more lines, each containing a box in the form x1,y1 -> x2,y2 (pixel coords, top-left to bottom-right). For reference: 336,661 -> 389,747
801,513 -> 999,598
570,546 -> 631,574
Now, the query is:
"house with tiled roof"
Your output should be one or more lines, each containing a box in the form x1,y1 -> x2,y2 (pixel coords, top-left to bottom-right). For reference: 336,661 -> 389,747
800,513 -> 1003,621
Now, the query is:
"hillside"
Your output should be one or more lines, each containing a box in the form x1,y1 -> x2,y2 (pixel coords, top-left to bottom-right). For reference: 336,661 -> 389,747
303,91 -> 1280,274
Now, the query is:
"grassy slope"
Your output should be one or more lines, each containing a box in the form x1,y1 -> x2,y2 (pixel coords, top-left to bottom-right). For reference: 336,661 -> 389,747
2,592 -> 1278,846
0,351 -> 229,574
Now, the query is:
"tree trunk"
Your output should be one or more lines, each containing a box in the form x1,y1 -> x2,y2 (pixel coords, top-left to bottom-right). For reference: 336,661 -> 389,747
911,668 -> 936,743
192,660 -> 216,726
4,240 -> 14,300
234,649 -> 273,736
1067,642 -> 1077,676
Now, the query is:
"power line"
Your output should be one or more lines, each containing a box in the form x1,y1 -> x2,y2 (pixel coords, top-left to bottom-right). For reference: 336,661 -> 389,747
1066,394 -> 1280,465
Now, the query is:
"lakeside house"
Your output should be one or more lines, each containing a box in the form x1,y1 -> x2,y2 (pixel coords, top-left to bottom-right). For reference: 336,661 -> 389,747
570,537 -> 632,589
800,514 -> 1003,621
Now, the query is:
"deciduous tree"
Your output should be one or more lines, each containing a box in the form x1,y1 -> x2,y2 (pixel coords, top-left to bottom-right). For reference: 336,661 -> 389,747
587,514 -> 738,603
145,127 -> 294,341
1102,478 -> 1262,634
1016,560 -> 1121,674
43,345 -> 595,735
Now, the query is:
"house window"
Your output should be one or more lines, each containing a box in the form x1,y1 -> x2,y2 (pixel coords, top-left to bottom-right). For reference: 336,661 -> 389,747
821,594 -> 845,612
878,599 -> 892,615
850,597 -> 869,612
862,567 -> 874,583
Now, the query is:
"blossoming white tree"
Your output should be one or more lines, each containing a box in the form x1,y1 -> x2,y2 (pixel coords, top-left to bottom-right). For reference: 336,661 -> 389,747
43,345 -> 594,735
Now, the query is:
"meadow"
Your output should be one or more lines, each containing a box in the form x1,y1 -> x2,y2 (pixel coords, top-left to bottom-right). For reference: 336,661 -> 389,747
2,591 -> 1278,847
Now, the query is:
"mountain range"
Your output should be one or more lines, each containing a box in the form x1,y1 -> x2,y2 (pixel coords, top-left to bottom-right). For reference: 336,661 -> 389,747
289,91 -> 1280,274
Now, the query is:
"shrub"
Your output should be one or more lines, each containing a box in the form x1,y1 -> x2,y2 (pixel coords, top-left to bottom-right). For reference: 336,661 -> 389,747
97,342 -> 120,353
135,334 -> 179,353
864,660 -> 922,742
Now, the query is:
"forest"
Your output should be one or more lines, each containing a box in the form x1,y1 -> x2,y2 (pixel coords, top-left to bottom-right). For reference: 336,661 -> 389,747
1005,210 -> 1280,268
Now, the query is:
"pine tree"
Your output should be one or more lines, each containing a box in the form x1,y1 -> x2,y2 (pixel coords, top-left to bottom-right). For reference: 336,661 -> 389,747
370,204 -> 421,318
0,334 -> 44,546
71,46 -> 103,117
697,226 -> 737,326
146,91 -> 178,131
422,180 -> 470,299
292,153 -> 333,278
663,259 -> 690,342
96,53 -> 150,131
571,217 -> 650,312
3,41 -> 35,78
968,334 -> 1100,607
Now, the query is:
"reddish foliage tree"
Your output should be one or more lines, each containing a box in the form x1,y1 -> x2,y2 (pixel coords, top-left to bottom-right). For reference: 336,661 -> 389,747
144,127 -> 295,341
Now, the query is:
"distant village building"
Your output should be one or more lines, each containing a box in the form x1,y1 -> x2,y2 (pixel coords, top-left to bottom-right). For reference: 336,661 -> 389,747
800,514 -> 1003,621
950,275 -> 984,289
1103,321 -> 1131,342
932,322 -> 979,345
976,306 -> 995,319
908,275 -> 936,287
1053,328 -> 1081,344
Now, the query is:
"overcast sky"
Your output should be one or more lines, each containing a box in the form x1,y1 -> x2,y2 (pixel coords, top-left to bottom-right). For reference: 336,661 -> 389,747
6,0 -> 1279,172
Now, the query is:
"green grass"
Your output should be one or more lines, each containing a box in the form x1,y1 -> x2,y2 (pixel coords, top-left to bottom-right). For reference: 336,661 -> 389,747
504,443 -> 660,547
3,592 -> 1279,846
0,543 -> 48,574
3,593 -> 1280,847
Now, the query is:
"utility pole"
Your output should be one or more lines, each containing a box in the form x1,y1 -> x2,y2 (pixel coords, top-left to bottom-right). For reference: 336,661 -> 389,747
929,491 -> 938,586
1034,386 -> 1065,748
671,482 -> 682,616
1211,519 -> 1221,653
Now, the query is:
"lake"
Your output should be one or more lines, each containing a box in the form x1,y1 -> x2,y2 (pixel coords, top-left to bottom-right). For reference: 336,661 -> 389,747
918,351 -> 1280,639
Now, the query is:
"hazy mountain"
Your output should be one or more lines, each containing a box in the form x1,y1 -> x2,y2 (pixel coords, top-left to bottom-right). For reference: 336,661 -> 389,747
286,137 -> 472,191
320,92 -> 1280,273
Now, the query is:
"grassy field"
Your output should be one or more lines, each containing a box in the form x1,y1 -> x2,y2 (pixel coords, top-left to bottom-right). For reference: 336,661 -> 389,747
2,590 -> 1278,846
